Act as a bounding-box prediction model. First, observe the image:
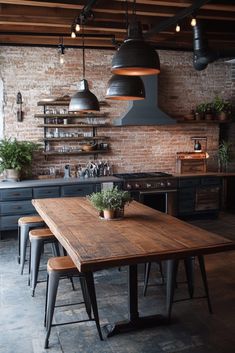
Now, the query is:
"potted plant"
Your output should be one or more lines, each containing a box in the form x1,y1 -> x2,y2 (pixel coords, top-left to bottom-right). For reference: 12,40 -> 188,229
0,138 -> 39,181
195,103 -> 207,120
204,102 -> 214,120
88,186 -> 132,220
213,96 -> 232,121
218,140 -> 232,172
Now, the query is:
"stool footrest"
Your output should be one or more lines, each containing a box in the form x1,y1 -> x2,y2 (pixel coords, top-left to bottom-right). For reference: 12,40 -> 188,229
51,318 -> 94,328
55,301 -> 85,308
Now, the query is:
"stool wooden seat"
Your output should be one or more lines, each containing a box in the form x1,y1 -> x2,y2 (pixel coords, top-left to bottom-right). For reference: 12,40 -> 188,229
29,228 -> 54,239
18,215 -> 45,274
29,228 -> 60,296
47,256 -> 78,272
44,256 -> 103,349
18,215 -> 43,226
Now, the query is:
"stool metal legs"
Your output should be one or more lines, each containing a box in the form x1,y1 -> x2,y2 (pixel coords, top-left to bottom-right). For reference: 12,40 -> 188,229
19,221 -> 44,274
30,238 -> 60,297
44,271 -> 98,349
84,272 -> 103,341
143,261 -> 165,296
166,256 -> 212,321
44,271 -> 60,349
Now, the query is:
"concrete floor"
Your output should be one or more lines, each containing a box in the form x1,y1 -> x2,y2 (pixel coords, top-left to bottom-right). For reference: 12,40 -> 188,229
0,213 -> 235,353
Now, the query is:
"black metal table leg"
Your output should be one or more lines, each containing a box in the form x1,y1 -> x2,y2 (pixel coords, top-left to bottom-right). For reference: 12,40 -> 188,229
104,264 -> 167,337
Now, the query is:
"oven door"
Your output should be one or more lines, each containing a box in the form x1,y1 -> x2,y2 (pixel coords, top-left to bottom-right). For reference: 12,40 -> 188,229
139,189 -> 177,216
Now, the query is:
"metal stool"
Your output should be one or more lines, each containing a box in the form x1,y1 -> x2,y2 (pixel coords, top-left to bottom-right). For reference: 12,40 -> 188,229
44,256 -> 103,349
18,215 -> 45,274
166,255 -> 213,321
143,261 -> 165,296
29,228 -> 60,297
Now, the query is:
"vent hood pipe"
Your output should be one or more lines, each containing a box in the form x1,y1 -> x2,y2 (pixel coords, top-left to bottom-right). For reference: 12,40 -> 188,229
113,75 -> 175,126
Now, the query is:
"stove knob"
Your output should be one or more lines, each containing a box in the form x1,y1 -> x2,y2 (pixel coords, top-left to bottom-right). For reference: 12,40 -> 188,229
135,183 -> 140,189
160,181 -> 165,187
126,183 -> 132,190
167,181 -> 172,187
146,183 -> 152,188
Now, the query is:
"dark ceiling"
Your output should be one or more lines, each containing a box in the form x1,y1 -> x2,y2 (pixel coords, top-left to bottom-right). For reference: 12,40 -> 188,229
0,0 -> 235,57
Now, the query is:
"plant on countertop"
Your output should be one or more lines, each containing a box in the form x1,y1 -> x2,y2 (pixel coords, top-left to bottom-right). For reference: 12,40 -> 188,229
218,140 -> 233,172
195,103 -> 207,115
88,186 -> 132,220
0,138 -> 39,180
212,96 -> 232,120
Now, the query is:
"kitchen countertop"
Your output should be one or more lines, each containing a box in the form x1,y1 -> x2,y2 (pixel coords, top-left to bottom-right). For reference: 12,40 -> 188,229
0,176 -> 121,189
174,172 -> 235,177
0,172 -> 235,189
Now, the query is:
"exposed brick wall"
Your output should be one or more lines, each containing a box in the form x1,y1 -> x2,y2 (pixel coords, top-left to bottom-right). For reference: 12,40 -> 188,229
0,46 -> 234,176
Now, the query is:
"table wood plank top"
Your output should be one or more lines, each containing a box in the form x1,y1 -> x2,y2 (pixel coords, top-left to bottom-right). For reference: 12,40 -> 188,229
32,198 -> 235,272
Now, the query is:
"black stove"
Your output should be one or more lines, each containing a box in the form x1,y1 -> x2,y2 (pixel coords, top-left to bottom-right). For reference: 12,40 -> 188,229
114,171 -> 176,191
113,172 -> 172,179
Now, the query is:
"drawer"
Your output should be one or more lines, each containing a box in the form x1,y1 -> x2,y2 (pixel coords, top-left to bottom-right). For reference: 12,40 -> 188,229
61,184 -> 94,197
33,186 -> 60,199
0,188 -> 32,201
0,215 -> 33,230
200,177 -> 221,186
0,200 -> 35,215
178,178 -> 200,188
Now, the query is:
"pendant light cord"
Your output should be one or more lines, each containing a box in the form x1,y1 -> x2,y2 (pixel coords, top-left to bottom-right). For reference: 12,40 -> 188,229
125,0 -> 129,31
133,0 -> 136,19
82,25 -> 85,79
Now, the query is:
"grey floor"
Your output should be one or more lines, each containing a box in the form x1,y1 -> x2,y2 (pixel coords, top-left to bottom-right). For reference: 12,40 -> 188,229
0,213 -> 235,353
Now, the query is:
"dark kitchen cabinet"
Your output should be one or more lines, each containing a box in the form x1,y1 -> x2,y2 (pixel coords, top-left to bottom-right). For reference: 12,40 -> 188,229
0,180 -> 113,237
178,176 -> 221,217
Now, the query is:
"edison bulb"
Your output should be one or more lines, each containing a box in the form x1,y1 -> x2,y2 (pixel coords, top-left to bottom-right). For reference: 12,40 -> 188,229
176,24 -> 180,32
71,31 -> 76,38
191,18 -> 197,26
59,53 -> 65,65
75,23 -> 80,32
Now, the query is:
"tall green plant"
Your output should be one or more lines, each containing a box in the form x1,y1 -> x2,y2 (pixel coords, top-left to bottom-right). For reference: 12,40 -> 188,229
218,140 -> 232,172
0,138 -> 39,173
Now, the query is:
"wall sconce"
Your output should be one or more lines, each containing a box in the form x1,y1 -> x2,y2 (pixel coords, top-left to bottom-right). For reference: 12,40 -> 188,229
16,92 -> 23,122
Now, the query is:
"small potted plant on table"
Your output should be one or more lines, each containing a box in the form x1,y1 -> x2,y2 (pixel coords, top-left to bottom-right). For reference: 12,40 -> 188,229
88,186 -> 132,220
0,138 -> 39,181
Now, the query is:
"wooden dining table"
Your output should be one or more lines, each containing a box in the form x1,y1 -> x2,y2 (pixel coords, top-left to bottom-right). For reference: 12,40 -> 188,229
32,197 -> 235,337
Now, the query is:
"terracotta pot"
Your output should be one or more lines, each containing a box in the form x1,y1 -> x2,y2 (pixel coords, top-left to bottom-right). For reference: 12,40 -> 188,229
103,209 -> 115,220
5,169 -> 20,181
218,112 -> 227,121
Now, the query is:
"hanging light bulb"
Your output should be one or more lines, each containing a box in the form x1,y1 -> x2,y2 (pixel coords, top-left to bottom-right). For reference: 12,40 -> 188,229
69,25 -> 100,112
176,24 -> 180,32
191,17 -> 197,27
58,38 -> 65,65
75,17 -> 81,32
75,23 -> 80,32
71,25 -> 76,38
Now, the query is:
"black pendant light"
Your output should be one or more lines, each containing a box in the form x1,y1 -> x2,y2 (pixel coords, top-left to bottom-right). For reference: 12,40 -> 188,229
111,0 -> 160,77
106,74 -> 145,100
69,26 -> 99,112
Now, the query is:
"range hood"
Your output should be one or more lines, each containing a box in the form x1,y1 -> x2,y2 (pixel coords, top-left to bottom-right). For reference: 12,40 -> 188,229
114,75 -> 175,126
